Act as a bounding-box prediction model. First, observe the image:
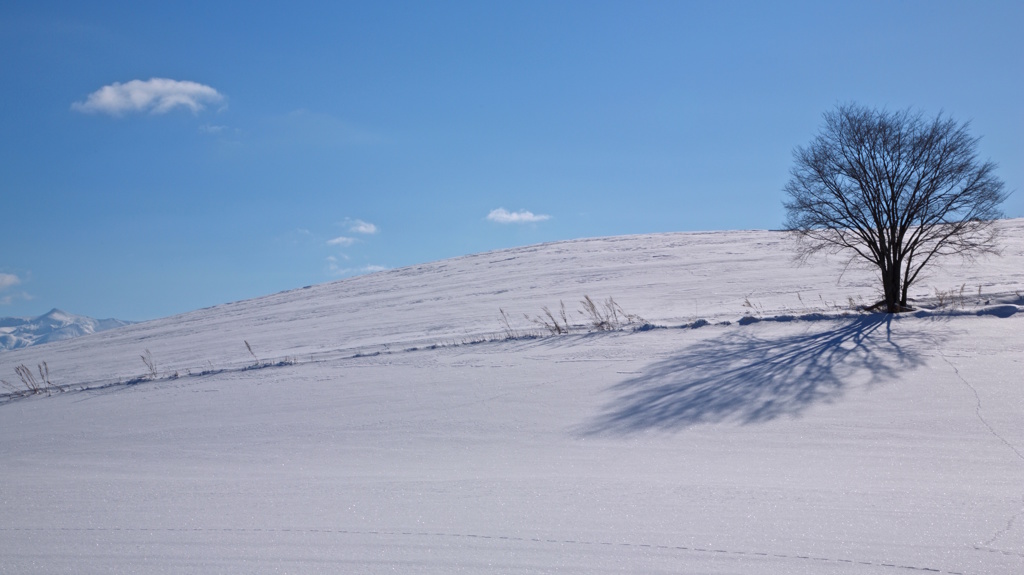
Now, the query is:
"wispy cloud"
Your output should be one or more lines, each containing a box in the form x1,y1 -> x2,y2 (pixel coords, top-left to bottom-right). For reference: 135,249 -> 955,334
323,219 -> 380,276
347,219 -> 378,234
0,273 -> 20,290
327,236 -> 356,247
327,219 -> 377,247
0,273 -> 30,305
0,293 -> 30,306
72,78 -> 225,116
487,208 -> 551,224
326,257 -> 388,276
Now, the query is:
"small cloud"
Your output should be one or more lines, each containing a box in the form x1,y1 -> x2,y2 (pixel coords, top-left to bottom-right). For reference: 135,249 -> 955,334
0,273 -> 31,306
0,293 -> 30,306
347,219 -> 378,235
72,78 -> 225,116
0,273 -> 20,290
326,258 -> 388,276
327,236 -> 356,247
199,124 -> 227,134
487,208 -> 551,224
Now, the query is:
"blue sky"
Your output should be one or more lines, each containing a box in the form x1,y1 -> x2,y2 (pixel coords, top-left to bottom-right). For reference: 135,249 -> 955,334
2,0 -> 1022,321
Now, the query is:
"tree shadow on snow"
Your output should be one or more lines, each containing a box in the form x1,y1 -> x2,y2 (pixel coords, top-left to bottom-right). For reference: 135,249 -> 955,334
581,315 -> 933,434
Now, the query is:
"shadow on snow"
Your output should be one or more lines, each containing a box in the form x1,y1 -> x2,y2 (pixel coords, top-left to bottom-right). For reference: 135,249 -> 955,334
582,315 -> 933,434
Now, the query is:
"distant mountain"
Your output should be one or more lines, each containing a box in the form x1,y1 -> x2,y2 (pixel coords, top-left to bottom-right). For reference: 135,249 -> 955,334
0,309 -> 132,351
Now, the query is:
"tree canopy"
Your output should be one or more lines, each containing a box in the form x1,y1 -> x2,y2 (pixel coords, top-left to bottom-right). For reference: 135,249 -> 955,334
784,104 -> 1007,313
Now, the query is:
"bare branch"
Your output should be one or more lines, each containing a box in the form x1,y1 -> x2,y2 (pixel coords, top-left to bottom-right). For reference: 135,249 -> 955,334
784,104 -> 1007,313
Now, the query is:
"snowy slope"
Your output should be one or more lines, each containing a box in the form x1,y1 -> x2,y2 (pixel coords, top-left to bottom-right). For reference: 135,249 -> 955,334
1,221 -> 1023,574
0,308 -> 132,351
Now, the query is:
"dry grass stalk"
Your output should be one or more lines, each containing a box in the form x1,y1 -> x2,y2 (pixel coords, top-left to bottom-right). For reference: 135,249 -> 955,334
140,349 -> 157,379
527,300 -> 570,335
244,340 -> 260,366
499,308 -> 518,339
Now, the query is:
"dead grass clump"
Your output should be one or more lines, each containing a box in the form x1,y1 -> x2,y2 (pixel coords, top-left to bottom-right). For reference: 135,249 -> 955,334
934,283 -> 968,309
507,295 -> 645,337
579,295 -> 643,331
6,362 -> 55,395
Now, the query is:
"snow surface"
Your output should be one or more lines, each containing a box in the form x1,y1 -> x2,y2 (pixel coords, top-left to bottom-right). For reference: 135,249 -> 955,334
1,222 -> 1023,574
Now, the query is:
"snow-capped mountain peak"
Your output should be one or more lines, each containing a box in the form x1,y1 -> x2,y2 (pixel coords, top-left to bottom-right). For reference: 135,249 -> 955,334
0,309 -> 131,351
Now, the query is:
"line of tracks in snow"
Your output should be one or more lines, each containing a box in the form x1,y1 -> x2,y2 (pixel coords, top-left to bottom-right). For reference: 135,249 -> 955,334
0,525 -> 1002,574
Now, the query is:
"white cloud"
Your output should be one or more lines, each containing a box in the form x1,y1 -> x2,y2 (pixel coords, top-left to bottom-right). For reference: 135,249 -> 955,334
326,258 -> 388,276
72,78 -> 225,116
0,274 -> 30,306
0,273 -> 20,290
487,208 -> 551,224
0,293 -> 28,306
347,219 -> 378,234
327,236 -> 356,247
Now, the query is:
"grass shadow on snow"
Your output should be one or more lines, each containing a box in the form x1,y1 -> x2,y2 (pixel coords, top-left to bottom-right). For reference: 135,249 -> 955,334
582,315 -> 932,433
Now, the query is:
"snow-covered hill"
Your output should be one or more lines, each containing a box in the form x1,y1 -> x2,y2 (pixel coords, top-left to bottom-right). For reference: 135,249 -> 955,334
0,308 -> 132,351
1,221 -> 1023,574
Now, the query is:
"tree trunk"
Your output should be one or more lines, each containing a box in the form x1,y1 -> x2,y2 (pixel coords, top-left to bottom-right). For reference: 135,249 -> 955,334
881,265 -> 902,313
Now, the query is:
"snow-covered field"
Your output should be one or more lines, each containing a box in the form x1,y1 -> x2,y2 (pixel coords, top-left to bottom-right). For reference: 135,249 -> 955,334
2,222 -> 1023,574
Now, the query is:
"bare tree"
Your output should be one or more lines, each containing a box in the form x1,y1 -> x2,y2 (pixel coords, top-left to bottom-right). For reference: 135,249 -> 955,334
784,104 -> 1008,313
